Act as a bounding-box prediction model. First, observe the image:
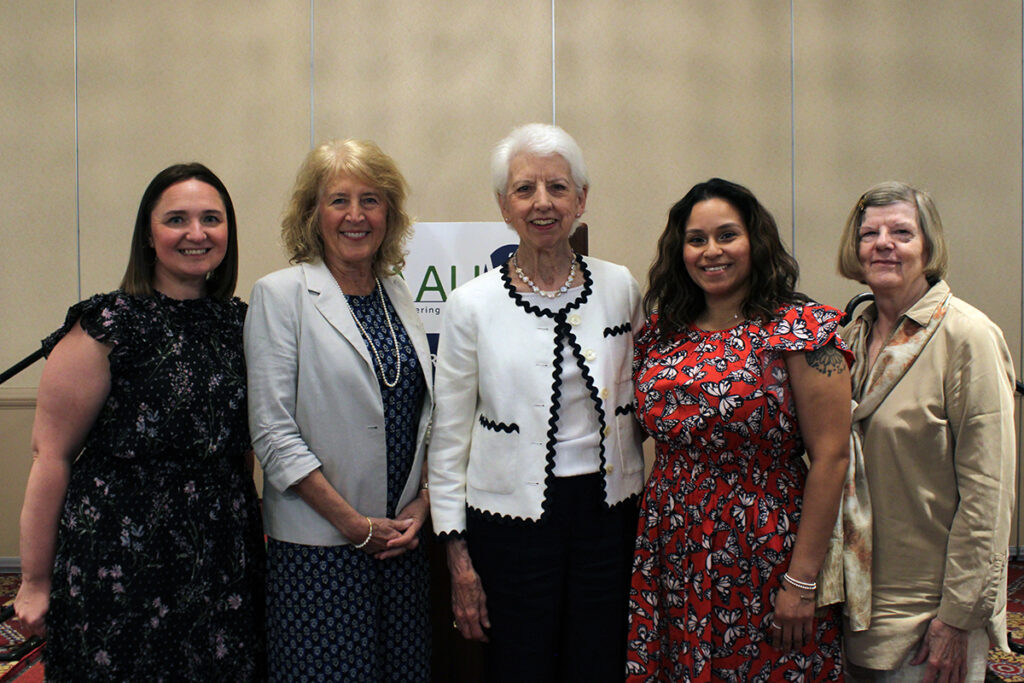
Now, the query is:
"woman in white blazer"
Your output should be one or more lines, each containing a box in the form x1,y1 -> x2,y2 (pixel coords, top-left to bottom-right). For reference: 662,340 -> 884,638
429,124 -> 646,683
245,140 -> 433,681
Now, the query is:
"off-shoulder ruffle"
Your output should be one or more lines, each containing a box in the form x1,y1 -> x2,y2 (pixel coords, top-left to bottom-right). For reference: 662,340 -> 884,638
635,303 -> 853,370
760,302 -> 853,365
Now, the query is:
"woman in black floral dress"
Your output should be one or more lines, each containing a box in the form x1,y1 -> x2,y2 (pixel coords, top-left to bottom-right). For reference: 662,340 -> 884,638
14,163 -> 266,681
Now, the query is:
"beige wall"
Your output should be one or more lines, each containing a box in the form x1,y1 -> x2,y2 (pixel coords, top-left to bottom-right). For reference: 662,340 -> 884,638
2,1 -> 1021,562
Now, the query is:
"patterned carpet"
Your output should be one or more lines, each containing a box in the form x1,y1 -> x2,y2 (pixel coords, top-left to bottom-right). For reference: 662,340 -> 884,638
2,567 -> 1024,680
988,560 -> 1024,682
0,575 -> 43,682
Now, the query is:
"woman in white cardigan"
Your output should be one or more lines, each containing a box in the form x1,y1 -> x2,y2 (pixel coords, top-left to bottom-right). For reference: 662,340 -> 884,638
429,123 -> 646,683
244,140 -> 434,681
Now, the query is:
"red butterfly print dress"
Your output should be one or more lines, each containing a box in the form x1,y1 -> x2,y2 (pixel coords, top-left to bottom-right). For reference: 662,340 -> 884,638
626,303 -> 849,682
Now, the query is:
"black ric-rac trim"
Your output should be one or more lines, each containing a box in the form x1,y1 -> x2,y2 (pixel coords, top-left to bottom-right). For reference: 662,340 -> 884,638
603,322 -> 631,338
450,256 -> 618,527
478,415 -> 519,433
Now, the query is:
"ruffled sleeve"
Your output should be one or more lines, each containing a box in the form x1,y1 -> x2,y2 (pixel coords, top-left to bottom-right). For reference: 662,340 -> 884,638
41,291 -> 136,357
632,313 -> 660,376
764,303 -> 853,366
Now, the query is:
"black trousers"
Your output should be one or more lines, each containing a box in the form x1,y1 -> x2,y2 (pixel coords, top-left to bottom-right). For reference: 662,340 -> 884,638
467,473 -> 639,683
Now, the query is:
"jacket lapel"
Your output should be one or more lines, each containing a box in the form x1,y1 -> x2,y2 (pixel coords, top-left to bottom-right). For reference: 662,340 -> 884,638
850,289 -> 951,423
302,261 -> 373,368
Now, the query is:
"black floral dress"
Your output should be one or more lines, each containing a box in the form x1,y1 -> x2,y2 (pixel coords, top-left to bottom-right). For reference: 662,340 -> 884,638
42,291 -> 266,682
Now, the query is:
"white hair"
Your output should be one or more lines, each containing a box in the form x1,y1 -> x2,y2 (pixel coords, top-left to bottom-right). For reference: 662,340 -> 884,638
490,123 -> 589,197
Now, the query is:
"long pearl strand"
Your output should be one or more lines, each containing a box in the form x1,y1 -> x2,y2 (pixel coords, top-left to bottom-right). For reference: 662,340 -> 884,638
347,278 -> 402,388
513,250 -> 577,299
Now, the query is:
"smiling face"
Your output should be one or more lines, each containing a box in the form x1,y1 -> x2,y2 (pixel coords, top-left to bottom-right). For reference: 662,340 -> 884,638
150,179 -> 228,299
317,174 -> 388,273
682,198 -> 752,307
498,153 -> 586,254
857,201 -> 929,300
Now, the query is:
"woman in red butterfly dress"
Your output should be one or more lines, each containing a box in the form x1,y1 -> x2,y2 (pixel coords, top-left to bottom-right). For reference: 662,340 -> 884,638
626,178 -> 852,682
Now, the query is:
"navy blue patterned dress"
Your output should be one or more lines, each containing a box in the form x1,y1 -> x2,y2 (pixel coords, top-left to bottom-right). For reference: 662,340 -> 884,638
265,286 -> 430,682
42,291 -> 266,682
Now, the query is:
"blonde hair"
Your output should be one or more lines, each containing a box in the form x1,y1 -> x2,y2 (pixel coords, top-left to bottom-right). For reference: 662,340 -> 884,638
281,139 -> 412,275
837,181 -> 948,283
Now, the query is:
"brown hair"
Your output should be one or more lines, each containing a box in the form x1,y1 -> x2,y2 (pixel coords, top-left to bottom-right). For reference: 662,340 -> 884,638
645,177 -> 805,336
121,163 -> 238,299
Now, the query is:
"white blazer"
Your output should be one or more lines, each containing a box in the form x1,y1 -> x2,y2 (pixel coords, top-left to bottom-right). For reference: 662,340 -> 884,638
428,256 -> 646,535
244,261 -> 433,546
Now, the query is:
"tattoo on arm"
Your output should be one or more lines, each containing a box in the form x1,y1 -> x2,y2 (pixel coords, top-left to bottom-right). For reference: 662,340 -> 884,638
804,344 -> 846,377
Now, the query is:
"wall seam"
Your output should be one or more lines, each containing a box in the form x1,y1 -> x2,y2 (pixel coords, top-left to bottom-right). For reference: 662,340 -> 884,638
551,0 -> 556,125
1017,0 -> 1023,555
789,0 -> 796,252
309,0 -> 316,148
74,0 -> 81,300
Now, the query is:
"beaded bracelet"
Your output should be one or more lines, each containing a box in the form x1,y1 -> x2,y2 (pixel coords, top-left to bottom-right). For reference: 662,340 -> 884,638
353,517 -> 373,549
783,572 -> 817,592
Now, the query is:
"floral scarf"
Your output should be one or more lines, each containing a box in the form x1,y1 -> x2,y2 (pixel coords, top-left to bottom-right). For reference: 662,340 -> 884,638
816,290 -> 951,632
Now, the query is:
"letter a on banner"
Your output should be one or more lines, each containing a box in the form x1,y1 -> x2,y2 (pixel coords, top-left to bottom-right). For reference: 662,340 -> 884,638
401,222 -> 518,358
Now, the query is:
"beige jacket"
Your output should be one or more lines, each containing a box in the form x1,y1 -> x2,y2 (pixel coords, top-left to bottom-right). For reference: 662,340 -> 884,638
842,281 -> 1016,669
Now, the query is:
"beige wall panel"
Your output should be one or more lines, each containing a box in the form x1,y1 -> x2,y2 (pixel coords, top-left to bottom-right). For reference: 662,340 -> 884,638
74,1 -> 311,301
1,5 -> 77,559
793,1 -> 1023,333
0,4 -> 77,389
311,1 -> 553,225
557,1 -> 794,285
0,405 -> 35,559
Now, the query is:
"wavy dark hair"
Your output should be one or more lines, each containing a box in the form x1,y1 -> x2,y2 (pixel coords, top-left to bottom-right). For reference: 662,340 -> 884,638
645,178 -> 805,336
121,162 -> 238,299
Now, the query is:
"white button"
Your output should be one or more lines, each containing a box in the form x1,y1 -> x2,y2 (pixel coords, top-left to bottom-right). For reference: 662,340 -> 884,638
603,426 -> 611,437
568,314 -> 581,326
584,349 -> 596,361
604,463 -> 615,473
600,388 -> 609,399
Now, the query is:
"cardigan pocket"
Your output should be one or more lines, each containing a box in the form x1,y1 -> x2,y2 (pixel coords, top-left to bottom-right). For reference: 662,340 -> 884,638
467,413 -> 519,494
613,379 -> 645,474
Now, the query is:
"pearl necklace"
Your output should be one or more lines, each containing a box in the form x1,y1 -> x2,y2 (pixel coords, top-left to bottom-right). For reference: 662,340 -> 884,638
346,278 -> 401,388
513,250 -> 577,299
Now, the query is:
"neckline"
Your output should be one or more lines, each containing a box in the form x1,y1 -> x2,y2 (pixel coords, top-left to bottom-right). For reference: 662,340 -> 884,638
150,289 -> 216,305
689,318 -> 748,334
501,253 -> 592,320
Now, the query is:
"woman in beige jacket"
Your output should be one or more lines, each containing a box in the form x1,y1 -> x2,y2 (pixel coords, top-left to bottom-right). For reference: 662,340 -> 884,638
837,181 -> 1016,683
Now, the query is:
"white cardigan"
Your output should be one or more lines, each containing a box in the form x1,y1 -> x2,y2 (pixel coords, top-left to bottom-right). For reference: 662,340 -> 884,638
244,261 -> 434,546
428,256 -> 646,535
